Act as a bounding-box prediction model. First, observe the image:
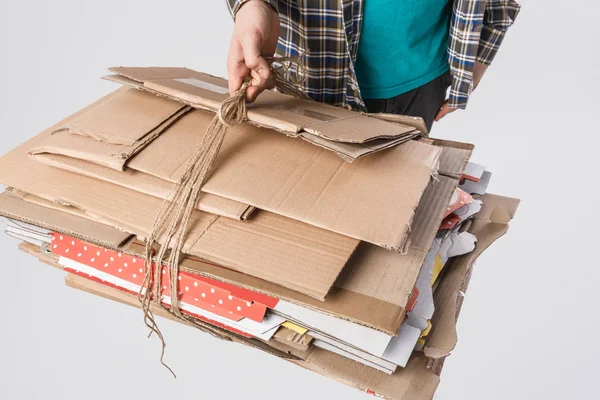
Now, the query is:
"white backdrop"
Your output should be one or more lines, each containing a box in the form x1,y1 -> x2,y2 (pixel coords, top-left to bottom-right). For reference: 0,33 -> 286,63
1,1 -> 598,399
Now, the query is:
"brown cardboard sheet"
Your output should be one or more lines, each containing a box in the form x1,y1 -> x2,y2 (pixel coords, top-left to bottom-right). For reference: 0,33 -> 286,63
409,176 -> 459,251
56,87 -> 185,146
2,140 -> 467,332
273,328 -> 313,352
105,67 -> 421,143
0,134 -> 359,299
103,72 -> 420,162
6,188 -> 134,229
368,113 -> 429,136
31,105 -> 190,171
424,194 -> 520,358
126,108 -> 440,250
7,142 -> 466,333
25,87 -> 440,250
32,152 -> 254,221
0,192 -> 131,249
430,139 -> 474,179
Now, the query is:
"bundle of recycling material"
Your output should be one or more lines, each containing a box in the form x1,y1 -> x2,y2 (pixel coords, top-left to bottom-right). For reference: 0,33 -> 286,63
0,67 -> 518,400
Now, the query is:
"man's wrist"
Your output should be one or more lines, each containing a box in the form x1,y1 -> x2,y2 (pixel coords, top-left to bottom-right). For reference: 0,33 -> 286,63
234,0 -> 277,18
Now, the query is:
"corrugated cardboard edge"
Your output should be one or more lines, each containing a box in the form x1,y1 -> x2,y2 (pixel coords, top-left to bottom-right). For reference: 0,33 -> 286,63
0,192 -> 132,249
368,113 -> 429,137
423,194 -> 520,359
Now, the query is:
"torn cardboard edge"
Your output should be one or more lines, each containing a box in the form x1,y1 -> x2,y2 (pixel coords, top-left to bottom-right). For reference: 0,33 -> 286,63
423,194 -> 520,358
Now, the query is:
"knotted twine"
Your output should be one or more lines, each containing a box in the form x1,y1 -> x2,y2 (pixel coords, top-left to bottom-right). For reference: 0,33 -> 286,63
138,55 -> 308,376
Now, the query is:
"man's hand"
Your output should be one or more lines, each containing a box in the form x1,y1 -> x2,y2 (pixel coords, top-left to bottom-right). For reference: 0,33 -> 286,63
435,62 -> 489,122
228,1 -> 279,102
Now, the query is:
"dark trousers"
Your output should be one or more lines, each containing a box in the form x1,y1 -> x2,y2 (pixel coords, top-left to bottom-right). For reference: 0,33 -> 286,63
363,71 -> 452,132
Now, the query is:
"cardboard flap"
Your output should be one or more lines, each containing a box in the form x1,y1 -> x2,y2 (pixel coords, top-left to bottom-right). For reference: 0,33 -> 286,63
108,67 -> 202,82
33,153 -> 254,221
29,89 -> 190,172
430,139 -> 474,179
409,176 -> 460,251
57,88 -> 185,146
336,244 -> 427,310
424,193 -> 520,358
474,194 -> 520,222
368,113 -> 429,136
0,192 -> 131,249
107,66 -> 421,145
30,128 -> 130,171
303,114 -> 417,144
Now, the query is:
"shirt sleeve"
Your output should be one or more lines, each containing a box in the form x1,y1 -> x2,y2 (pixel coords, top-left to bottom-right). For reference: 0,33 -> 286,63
226,0 -> 278,18
476,0 -> 521,65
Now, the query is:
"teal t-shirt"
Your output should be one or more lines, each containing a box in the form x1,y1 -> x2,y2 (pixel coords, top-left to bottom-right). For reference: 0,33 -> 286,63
355,0 -> 451,99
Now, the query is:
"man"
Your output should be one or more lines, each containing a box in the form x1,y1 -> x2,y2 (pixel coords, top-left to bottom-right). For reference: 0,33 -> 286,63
226,0 -> 520,131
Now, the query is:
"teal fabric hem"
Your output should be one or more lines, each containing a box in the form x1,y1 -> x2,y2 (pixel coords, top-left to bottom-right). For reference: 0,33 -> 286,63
359,62 -> 449,100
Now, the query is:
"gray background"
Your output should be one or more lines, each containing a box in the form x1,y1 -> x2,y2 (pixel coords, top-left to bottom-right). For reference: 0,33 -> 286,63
0,1 -> 598,399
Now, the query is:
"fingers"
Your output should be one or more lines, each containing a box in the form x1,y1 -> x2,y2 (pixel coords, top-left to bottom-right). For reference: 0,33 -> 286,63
435,101 -> 457,122
245,68 -> 277,102
227,31 -> 274,102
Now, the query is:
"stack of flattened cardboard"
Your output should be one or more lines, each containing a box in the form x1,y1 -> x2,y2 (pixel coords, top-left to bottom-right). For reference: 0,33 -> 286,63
0,67 -> 519,400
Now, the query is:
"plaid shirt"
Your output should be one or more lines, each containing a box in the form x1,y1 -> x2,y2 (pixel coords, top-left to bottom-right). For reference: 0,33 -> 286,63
227,0 -> 520,111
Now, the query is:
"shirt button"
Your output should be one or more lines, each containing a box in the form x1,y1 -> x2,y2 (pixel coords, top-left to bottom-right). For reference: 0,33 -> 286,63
350,83 -> 358,91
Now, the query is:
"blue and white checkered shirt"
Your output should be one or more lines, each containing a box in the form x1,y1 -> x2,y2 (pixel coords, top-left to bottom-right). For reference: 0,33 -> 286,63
227,0 -> 520,111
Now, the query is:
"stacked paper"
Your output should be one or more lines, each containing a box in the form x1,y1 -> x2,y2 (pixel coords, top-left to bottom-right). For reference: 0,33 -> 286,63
0,67 -> 518,400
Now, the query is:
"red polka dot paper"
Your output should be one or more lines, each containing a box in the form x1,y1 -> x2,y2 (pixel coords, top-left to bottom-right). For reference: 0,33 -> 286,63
64,267 -> 252,338
443,188 -> 473,218
51,233 -> 274,323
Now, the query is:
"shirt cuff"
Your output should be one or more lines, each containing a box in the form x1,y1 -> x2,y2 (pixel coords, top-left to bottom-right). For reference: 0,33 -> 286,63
230,0 -> 278,18
447,80 -> 471,110
476,25 -> 507,65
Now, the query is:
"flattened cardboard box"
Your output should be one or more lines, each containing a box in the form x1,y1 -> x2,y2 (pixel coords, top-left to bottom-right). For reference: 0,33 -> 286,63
0,132 -> 359,300
27,87 -> 442,251
0,169 -> 469,338
1,139 -> 471,334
